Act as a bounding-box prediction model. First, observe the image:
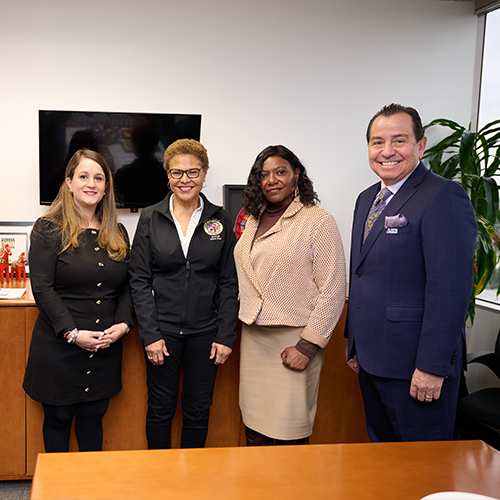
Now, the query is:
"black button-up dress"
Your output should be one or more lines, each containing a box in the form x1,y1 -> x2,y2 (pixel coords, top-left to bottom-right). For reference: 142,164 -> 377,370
23,220 -> 133,405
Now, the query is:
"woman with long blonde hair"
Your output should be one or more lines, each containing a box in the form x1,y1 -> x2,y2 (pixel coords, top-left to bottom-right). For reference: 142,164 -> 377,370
24,148 -> 133,452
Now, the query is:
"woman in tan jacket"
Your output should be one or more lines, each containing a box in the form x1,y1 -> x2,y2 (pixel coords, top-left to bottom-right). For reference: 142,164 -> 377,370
234,145 -> 346,445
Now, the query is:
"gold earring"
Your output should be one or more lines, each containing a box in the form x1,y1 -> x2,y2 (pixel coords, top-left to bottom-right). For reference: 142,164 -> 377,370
294,183 -> 299,198
69,189 -> 73,195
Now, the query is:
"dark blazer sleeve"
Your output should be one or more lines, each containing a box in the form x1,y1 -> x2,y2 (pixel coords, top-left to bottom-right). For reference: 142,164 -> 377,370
213,210 -> 239,348
128,208 -> 163,347
29,219 -> 76,336
416,180 -> 477,376
114,224 -> 134,329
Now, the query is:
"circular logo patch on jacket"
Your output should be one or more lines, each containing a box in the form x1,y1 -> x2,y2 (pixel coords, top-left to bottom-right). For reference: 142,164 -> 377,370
204,219 -> 224,236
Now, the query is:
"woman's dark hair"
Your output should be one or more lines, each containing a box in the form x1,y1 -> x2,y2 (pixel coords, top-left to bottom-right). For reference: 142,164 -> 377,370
243,145 -> 319,218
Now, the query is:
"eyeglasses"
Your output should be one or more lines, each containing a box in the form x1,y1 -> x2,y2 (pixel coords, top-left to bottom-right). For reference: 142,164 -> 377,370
168,168 -> 202,179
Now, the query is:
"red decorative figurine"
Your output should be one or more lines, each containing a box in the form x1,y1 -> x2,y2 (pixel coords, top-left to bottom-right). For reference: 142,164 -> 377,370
11,251 -> 27,281
0,243 -> 12,284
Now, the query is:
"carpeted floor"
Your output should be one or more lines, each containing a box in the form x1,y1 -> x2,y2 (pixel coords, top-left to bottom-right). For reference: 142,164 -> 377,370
0,480 -> 31,500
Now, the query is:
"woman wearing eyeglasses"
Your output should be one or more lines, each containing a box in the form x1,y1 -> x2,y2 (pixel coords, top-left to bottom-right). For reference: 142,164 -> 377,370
129,139 -> 238,449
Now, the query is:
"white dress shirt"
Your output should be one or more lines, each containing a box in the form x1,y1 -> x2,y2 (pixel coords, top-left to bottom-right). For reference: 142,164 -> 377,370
169,195 -> 204,258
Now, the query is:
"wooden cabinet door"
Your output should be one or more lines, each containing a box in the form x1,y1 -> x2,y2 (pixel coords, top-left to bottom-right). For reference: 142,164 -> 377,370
0,307 -> 26,476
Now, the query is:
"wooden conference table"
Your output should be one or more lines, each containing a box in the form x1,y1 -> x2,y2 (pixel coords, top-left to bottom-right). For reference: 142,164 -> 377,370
30,440 -> 500,500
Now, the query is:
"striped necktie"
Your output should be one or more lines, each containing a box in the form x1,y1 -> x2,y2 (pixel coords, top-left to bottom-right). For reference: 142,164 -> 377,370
363,187 -> 392,243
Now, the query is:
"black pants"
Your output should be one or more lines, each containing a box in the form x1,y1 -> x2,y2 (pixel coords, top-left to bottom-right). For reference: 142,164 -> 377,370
42,398 -> 110,452
146,330 -> 219,449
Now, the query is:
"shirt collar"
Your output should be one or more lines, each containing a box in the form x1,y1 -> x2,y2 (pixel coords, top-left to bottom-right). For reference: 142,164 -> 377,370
381,163 -> 419,195
169,194 -> 204,214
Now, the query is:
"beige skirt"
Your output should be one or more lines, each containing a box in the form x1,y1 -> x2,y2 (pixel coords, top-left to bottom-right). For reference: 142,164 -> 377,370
239,323 -> 325,440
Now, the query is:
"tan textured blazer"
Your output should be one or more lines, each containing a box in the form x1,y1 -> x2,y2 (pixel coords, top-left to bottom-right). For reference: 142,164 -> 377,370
234,198 -> 346,348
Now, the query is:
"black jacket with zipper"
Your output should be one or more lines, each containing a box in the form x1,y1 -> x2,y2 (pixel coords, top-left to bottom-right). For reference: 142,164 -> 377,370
129,192 -> 238,348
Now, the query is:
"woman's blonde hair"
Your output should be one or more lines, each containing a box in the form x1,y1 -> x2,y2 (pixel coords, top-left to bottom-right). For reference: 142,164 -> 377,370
41,149 -> 129,261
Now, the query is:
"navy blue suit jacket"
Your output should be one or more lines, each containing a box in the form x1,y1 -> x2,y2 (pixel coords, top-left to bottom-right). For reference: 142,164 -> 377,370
345,163 -> 477,380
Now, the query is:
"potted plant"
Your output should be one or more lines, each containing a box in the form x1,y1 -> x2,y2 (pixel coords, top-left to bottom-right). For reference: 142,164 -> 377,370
422,118 -> 500,322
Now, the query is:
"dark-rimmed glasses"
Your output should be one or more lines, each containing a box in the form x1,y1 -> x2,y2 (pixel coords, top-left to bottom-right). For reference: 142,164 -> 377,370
168,168 -> 202,179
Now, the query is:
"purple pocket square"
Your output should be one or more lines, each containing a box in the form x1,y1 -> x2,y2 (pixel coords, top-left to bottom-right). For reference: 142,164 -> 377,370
384,214 -> 408,229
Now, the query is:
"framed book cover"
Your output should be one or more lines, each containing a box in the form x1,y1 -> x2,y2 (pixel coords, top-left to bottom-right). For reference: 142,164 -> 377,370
0,221 -> 33,278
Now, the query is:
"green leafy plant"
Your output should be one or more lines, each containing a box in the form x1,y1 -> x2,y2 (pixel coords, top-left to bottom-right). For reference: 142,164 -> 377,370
422,118 -> 500,323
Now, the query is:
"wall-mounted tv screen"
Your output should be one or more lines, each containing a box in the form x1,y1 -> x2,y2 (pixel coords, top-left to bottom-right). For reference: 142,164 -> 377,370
39,110 -> 202,210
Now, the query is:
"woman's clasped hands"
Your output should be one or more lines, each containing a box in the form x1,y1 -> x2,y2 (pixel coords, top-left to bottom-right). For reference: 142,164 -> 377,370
75,322 -> 130,352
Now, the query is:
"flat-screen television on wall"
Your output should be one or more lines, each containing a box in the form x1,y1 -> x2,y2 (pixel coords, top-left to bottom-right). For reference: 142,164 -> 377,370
39,110 -> 202,210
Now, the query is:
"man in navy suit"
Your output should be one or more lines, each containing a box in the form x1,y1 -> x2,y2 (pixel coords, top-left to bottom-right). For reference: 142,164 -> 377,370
345,104 -> 477,442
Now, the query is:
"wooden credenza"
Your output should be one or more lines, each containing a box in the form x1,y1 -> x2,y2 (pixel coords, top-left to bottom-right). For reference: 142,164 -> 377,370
0,280 -> 368,480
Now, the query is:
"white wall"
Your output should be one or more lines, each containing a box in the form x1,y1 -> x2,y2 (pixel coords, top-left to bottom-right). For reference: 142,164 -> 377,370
0,0 -> 478,250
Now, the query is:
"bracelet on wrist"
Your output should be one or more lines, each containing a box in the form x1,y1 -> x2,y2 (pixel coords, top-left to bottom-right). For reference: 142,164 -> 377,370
65,328 -> 79,344
63,328 -> 74,339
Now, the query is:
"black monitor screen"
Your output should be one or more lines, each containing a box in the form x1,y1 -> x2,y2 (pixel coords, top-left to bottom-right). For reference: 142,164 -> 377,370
39,110 -> 202,209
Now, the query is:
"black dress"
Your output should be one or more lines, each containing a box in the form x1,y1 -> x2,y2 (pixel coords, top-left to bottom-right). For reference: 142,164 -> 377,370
23,219 -> 133,406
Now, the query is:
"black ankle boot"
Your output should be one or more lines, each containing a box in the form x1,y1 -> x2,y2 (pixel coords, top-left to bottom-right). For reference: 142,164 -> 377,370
245,426 -> 274,446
